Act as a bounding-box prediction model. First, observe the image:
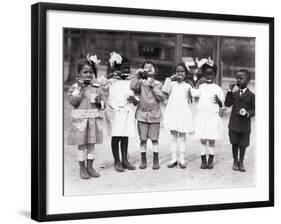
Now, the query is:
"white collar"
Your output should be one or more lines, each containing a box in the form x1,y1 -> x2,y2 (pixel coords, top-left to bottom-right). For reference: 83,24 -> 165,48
240,88 -> 248,93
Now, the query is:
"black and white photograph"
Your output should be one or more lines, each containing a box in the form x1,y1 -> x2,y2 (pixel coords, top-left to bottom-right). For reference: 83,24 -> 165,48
63,28 -> 256,196
30,2 -> 274,221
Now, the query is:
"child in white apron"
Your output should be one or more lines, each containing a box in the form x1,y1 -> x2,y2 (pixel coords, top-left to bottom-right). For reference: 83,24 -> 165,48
100,52 -> 138,172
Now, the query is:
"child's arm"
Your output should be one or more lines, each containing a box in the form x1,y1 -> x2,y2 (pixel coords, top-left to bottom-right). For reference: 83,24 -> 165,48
67,84 -> 83,108
247,93 -> 255,118
130,71 -> 142,94
162,77 -> 173,95
127,95 -> 139,106
214,95 -> 223,107
224,84 -> 235,107
152,81 -> 165,102
214,87 -> 225,108
95,90 -> 106,110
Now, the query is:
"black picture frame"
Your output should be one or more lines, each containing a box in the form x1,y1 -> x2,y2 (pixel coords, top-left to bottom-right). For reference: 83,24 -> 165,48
31,2 -> 274,222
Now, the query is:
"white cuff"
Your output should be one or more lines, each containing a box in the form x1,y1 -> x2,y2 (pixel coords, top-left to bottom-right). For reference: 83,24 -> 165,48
72,89 -> 80,97
100,101 -> 105,110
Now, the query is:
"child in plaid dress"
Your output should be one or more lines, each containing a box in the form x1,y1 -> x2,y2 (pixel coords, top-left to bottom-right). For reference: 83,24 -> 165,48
67,55 -> 105,179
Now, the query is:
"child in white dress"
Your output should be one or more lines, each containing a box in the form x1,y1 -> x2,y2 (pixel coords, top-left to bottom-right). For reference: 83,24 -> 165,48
191,58 -> 224,169
100,52 -> 137,172
162,63 -> 194,168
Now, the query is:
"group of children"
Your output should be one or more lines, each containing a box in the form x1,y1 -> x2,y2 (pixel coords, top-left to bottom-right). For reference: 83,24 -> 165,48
67,52 -> 255,179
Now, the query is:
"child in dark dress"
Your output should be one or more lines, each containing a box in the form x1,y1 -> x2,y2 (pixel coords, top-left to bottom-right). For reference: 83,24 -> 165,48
225,69 -> 255,172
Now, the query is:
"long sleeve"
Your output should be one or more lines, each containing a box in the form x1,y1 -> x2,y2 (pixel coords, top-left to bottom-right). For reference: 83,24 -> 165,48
162,78 -> 173,95
67,84 -> 83,108
248,93 -> 255,118
224,91 -> 234,107
130,76 -> 141,95
152,81 -> 165,102
217,87 -> 225,107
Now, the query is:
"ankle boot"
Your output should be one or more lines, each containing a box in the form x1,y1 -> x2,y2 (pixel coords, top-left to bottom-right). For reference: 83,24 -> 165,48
79,161 -> 90,179
86,159 -> 100,178
232,159 -> 239,171
122,159 -> 136,170
200,155 -> 208,169
139,152 -> 147,169
152,152 -> 160,170
114,160 -> 124,172
207,154 -> 214,169
167,161 -> 178,168
121,151 -> 136,170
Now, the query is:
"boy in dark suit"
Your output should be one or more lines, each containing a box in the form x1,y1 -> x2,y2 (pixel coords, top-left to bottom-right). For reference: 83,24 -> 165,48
225,69 -> 255,172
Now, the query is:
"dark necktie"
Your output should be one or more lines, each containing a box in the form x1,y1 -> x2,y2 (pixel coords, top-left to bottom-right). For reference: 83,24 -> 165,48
240,89 -> 243,96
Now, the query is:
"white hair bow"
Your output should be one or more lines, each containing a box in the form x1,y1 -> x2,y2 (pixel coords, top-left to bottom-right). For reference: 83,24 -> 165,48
87,54 -> 101,65
109,52 -> 123,68
197,57 -> 214,68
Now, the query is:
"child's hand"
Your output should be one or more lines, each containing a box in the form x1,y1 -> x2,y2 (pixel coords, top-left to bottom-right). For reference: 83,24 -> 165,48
94,95 -> 102,108
229,83 -> 236,91
170,74 -> 179,81
127,96 -> 138,106
214,95 -> 222,107
136,68 -> 146,79
147,77 -> 155,87
106,72 -> 115,79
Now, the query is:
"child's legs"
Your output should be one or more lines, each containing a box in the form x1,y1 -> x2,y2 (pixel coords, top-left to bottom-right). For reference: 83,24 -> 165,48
179,132 -> 186,163
208,139 -> 215,155
77,145 -> 87,161
120,137 -> 129,153
232,144 -> 239,160
137,121 -> 148,152
170,130 -> 178,162
239,146 -> 247,161
148,123 -> 160,153
200,139 -> 208,155
120,137 -> 129,161
238,132 -> 249,162
140,140 -> 147,152
111,137 -> 121,161
87,144 -> 95,160
151,140 -> 159,152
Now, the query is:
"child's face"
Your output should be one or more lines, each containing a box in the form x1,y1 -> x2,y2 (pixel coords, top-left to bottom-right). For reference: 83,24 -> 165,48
236,71 -> 249,89
143,63 -> 156,77
121,65 -> 130,75
175,65 -> 186,82
204,68 -> 216,83
79,64 -> 94,79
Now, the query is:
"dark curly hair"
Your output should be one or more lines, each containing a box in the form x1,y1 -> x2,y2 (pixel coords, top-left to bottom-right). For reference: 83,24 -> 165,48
201,63 -> 217,76
172,62 -> 190,74
141,60 -> 159,75
238,69 -> 251,82
76,58 -> 97,77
